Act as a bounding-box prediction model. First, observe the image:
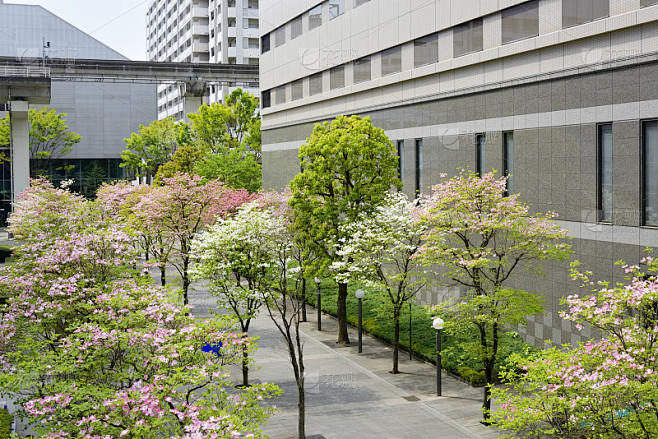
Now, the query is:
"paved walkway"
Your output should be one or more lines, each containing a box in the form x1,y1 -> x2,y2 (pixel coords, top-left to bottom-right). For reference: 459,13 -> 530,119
190,288 -> 503,439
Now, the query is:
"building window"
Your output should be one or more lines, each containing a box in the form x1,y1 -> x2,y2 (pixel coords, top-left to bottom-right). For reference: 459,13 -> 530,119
381,46 -> 402,76
261,33 -> 270,53
414,33 -> 438,68
309,72 -> 323,95
643,121 -> 658,226
354,0 -> 370,7
563,0 -> 609,29
415,139 -> 423,195
274,26 -> 285,47
330,65 -> 345,89
261,89 -> 271,108
397,140 -> 404,182
274,85 -> 287,105
353,56 -> 371,83
329,0 -> 344,20
476,134 -> 486,176
642,0 -> 658,6
503,132 -> 514,196
454,18 -> 483,57
291,79 -> 303,101
502,1 -> 539,44
308,4 -> 322,30
291,15 -> 303,39
598,124 -> 613,222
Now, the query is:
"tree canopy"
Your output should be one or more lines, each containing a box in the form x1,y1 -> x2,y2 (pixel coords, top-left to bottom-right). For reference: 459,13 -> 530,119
289,114 -> 401,344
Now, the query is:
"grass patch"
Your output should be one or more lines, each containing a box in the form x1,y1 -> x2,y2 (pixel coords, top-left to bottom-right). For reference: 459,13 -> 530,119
303,278 -> 534,385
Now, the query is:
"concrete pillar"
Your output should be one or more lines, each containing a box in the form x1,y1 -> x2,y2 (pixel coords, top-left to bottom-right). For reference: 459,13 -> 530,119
181,80 -> 207,122
9,100 -> 29,205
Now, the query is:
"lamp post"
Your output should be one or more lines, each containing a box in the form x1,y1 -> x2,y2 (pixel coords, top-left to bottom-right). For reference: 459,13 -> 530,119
315,277 -> 322,331
432,317 -> 445,397
355,289 -> 365,353
301,278 -> 307,322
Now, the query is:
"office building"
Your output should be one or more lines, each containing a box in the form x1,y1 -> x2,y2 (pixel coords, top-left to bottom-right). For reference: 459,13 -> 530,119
260,0 -> 658,345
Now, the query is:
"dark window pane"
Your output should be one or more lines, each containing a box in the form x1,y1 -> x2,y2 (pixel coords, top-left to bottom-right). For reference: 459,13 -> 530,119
354,0 -> 370,7
563,0 -> 609,29
414,33 -> 439,67
381,46 -> 402,76
415,139 -> 423,195
261,33 -> 270,53
274,85 -> 287,105
503,132 -> 514,195
476,134 -> 486,176
353,56 -> 371,83
291,79 -> 303,101
642,0 -> 658,6
454,18 -> 483,57
330,65 -> 345,89
502,0 -> 539,44
291,16 -> 303,39
262,89 -> 271,108
308,5 -> 322,30
309,72 -> 323,95
644,121 -> 658,225
397,140 -> 404,181
274,26 -> 285,47
599,124 -> 613,222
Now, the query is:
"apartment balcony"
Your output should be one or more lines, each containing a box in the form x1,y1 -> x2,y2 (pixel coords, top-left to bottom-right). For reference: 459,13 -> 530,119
243,7 -> 258,19
192,7 -> 209,18
191,24 -> 209,36
227,27 -> 237,38
242,47 -> 259,59
193,42 -> 210,53
242,28 -> 259,38
227,7 -> 236,18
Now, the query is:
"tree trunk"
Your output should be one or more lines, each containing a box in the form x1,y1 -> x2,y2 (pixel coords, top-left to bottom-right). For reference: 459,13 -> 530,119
241,342 -> 250,387
301,277 -> 307,322
392,308 -> 400,374
182,256 -> 190,306
336,282 -> 350,344
160,265 -> 166,286
483,358 -> 493,423
297,378 -> 306,439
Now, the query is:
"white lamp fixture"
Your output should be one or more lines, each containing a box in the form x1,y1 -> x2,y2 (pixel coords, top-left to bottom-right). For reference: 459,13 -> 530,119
314,277 -> 321,285
355,289 -> 365,299
432,317 -> 445,330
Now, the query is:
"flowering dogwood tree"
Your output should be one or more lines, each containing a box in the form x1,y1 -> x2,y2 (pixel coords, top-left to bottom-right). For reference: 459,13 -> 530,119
492,256 -> 658,438
331,192 -> 429,373
134,173 -> 253,304
416,171 -> 572,422
193,195 -> 312,438
0,182 -> 280,439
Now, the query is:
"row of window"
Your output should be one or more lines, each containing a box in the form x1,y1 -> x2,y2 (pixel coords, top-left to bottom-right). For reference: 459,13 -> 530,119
396,123 -> 658,227
262,0 -> 658,109
261,0 -> 370,53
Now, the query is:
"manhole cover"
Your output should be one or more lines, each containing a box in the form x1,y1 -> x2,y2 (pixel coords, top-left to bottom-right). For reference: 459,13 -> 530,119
403,395 -> 420,402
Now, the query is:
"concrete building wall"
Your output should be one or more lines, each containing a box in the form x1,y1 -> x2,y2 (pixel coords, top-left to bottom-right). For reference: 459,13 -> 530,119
260,0 -> 658,346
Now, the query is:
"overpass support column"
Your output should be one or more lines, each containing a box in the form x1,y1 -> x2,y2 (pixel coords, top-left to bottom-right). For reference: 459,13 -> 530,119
181,80 -> 208,122
9,100 -> 30,204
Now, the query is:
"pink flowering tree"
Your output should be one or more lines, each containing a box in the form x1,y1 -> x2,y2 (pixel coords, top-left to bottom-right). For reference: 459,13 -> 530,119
0,183 -> 280,438
331,191 -> 430,374
415,171 -> 572,422
134,173 -> 254,304
492,255 -> 658,438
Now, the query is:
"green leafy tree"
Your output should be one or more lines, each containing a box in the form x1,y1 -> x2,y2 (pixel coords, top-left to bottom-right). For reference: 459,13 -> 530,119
0,108 -> 81,177
121,117 -> 182,183
194,145 -> 262,192
154,143 -> 206,184
416,171 -> 572,422
493,255 -> 658,438
289,115 -> 401,344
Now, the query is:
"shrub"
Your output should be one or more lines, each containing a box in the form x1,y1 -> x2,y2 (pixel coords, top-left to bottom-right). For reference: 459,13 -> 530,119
0,408 -> 12,439
306,278 -> 535,384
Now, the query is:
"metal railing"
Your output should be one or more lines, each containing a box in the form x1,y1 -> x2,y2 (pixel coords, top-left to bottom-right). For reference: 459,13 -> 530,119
0,65 -> 51,78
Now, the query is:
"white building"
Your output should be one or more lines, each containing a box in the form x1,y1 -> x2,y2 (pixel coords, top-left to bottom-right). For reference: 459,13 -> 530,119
147,0 -> 260,121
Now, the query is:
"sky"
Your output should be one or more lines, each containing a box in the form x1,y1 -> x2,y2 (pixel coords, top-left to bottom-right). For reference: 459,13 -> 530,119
8,0 -> 150,60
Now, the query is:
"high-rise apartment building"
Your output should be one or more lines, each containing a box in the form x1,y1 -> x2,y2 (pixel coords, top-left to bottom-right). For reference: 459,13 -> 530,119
260,0 -> 658,346
147,0 -> 260,121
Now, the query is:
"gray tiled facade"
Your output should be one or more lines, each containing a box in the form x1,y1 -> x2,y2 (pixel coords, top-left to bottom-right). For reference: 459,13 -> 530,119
262,60 -> 658,347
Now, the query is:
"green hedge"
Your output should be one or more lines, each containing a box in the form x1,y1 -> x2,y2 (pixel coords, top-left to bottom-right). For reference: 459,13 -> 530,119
303,278 -> 534,385
0,408 -> 12,439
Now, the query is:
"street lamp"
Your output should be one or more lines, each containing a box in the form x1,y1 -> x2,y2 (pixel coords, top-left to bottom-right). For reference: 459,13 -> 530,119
355,289 -> 365,353
315,277 -> 322,331
432,317 -> 445,396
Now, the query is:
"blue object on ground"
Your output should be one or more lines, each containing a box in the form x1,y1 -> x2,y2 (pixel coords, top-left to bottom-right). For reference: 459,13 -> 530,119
202,341 -> 223,357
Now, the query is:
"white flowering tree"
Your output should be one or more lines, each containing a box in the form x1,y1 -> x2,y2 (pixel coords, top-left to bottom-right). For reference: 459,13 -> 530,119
332,192 -> 429,374
192,196 -> 311,439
